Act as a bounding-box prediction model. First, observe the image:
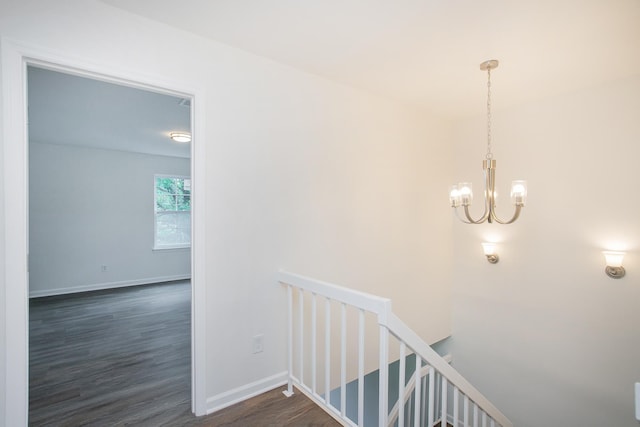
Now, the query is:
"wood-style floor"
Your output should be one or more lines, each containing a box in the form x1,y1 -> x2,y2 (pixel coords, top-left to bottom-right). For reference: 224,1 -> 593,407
187,386 -> 340,427
29,281 -> 338,426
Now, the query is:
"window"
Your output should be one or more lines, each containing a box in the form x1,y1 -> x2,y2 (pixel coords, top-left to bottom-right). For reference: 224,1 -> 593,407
154,175 -> 191,249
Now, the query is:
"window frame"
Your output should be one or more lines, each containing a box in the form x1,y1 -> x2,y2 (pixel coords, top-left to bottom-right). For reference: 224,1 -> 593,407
153,173 -> 191,250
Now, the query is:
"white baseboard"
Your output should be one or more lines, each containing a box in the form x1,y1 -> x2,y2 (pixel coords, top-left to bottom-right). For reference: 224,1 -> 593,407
29,274 -> 191,298
206,371 -> 288,415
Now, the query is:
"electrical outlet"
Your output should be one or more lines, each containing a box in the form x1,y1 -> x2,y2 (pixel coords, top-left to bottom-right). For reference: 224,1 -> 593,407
101,265 -> 108,272
252,334 -> 264,354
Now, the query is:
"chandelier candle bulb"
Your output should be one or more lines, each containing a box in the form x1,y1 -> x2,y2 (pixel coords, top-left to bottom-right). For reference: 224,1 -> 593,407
510,181 -> 527,206
458,182 -> 473,205
449,185 -> 461,207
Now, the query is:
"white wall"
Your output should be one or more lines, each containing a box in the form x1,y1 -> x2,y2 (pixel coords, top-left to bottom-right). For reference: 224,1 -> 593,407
29,142 -> 191,297
200,45 -> 453,404
0,0 -> 453,424
449,76 -> 640,426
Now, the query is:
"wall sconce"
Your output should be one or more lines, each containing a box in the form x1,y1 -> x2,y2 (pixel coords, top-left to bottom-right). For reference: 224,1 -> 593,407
482,242 -> 499,264
603,251 -> 626,278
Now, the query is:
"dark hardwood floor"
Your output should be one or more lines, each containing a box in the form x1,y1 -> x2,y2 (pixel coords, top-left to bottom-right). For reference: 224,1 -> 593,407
30,280 -> 192,426
185,386 -> 341,427
29,281 -> 339,426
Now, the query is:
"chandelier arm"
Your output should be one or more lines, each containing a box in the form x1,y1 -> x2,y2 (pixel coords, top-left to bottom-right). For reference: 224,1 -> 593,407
485,164 -> 496,224
453,207 -> 474,224
487,163 -> 523,224
462,204 -> 489,224
489,205 -> 522,225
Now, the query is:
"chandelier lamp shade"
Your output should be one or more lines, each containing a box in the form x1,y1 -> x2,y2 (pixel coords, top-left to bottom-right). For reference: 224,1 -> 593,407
449,59 -> 527,224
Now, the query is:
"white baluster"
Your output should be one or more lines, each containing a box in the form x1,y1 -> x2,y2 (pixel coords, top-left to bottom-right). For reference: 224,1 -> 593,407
464,395 -> 469,427
427,366 -> 435,427
299,288 -> 304,386
453,386 -> 459,427
341,303 -> 347,418
398,342 -> 406,427
421,374 -> 427,427
474,403 -> 479,427
311,293 -> 317,394
379,326 -> 389,427
325,298 -> 331,406
285,284 -> 293,396
413,356 -> 421,427
441,377 -> 448,427
358,309 -> 365,427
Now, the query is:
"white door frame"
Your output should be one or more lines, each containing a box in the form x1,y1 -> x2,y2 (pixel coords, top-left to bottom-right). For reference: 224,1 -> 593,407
1,38 -> 208,425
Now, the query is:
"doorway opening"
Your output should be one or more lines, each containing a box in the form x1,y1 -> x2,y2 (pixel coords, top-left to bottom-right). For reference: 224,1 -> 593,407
1,39 -> 207,424
26,65 -> 196,424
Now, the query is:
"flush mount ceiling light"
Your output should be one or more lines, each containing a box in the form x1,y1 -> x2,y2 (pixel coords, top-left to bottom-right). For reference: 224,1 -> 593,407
449,60 -> 527,224
169,132 -> 191,143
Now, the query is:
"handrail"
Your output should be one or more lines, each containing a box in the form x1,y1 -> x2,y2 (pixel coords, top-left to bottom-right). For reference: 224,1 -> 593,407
279,271 -> 392,319
386,313 -> 512,427
279,270 -> 513,427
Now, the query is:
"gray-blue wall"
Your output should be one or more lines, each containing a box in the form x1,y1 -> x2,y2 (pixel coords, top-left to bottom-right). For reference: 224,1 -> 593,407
29,142 -> 191,297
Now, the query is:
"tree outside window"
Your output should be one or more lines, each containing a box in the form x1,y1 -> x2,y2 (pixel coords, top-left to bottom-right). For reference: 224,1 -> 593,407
154,175 -> 190,249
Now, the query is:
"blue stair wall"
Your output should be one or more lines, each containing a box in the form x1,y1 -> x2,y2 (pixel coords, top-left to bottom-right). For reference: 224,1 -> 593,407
329,354 -> 420,426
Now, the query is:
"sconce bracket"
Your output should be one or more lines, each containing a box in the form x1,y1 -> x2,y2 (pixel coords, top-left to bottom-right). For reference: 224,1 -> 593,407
605,266 -> 625,279
486,254 -> 499,264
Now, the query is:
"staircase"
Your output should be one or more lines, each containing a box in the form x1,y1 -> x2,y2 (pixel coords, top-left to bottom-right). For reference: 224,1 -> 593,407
279,271 -> 512,427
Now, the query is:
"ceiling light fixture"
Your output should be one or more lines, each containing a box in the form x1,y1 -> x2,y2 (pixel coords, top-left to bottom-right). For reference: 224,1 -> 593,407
449,60 -> 527,224
170,132 -> 191,143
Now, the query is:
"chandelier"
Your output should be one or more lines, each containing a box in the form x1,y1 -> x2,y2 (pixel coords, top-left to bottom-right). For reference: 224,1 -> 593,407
449,59 -> 527,224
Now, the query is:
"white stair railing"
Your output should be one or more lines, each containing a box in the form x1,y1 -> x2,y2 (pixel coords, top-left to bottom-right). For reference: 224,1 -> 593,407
280,270 -> 512,427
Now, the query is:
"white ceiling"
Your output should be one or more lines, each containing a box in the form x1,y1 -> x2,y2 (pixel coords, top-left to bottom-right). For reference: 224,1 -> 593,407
100,0 -> 640,118
28,66 -> 191,158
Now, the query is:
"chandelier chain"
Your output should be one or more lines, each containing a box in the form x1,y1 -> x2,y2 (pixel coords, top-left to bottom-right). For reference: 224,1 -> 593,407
486,67 -> 493,159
